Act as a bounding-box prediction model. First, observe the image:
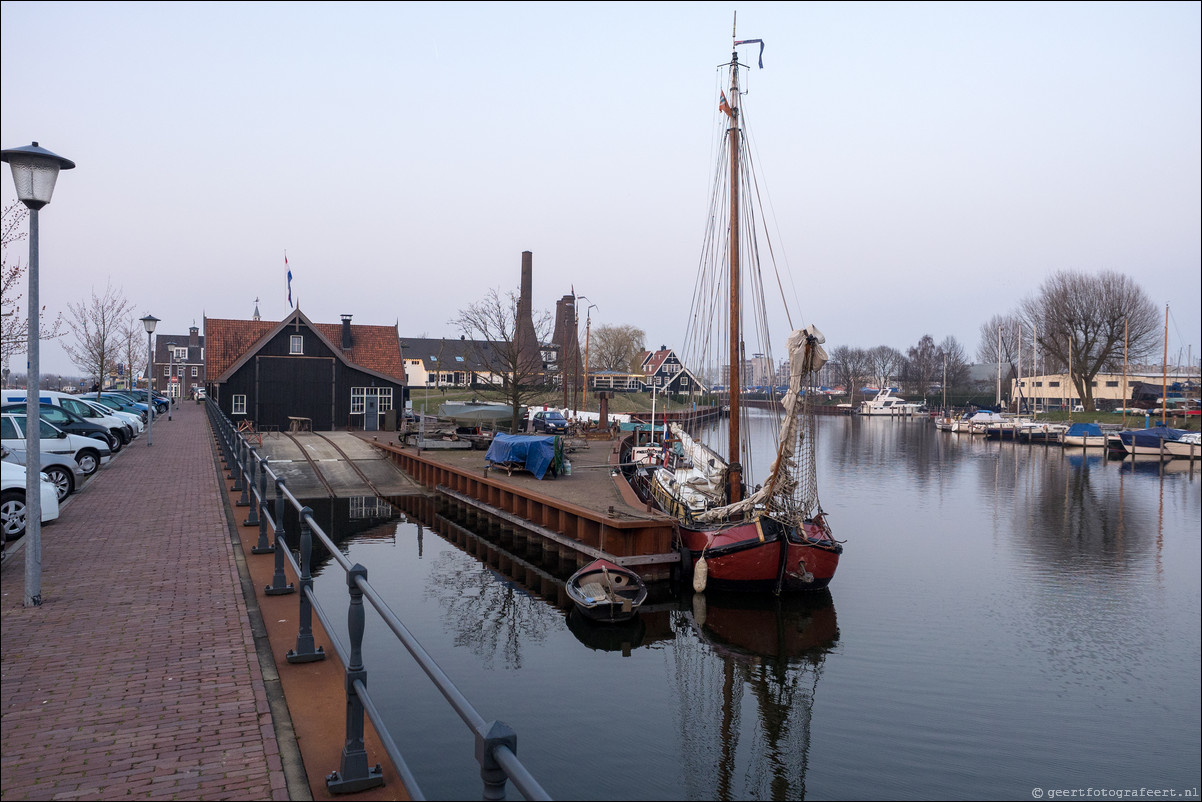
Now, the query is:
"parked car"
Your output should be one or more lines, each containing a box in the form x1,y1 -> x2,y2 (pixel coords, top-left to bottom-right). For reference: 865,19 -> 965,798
1,458 -> 60,543
1,445 -> 83,502
51,394 -> 134,445
1,413 -> 112,476
98,393 -> 150,418
70,395 -> 143,436
532,410 -> 569,434
0,402 -> 121,453
122,389 -> 171,415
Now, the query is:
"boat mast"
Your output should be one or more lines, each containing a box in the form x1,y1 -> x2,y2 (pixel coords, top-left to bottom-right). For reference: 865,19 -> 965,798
727,24 -> 743,504
1161,303 -> 1168,425
1122,317 -> 1128,428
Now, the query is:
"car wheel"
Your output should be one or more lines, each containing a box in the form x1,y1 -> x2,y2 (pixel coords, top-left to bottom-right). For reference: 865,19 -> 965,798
42,466 -> 74,501
117,428 -> 131,446
76,449 -> 100,476
107,433 -> 122,454
1,489 -> 27,540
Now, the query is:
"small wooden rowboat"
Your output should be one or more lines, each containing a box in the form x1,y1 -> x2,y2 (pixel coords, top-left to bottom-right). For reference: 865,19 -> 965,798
566,559 -> 648,623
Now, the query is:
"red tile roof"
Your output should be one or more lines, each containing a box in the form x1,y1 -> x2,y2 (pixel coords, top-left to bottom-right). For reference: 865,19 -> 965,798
205,312 -> 404,383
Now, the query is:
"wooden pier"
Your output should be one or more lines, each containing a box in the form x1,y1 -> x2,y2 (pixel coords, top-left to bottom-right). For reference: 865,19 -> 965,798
361,433 -> 681,582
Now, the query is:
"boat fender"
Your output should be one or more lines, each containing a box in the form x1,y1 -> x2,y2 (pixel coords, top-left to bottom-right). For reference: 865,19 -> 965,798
693,555 -> 708,592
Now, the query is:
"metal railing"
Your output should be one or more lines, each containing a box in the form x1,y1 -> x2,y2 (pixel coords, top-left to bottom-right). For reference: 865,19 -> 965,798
207,406 -> 550,801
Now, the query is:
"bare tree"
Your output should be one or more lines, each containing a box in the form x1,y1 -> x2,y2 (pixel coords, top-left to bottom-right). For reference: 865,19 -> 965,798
590,323 -> 646,373
1019,270 -> 1159,411
829,345 -> 871,406
114,318 -> 148,392
939,335 -> 971,389
450,287 -> 553,432
975,312 -> 1026,401
1,202 -> 64,360
904,335 -> 942,399
62,281 -> 136,392
866,345 -> 905,391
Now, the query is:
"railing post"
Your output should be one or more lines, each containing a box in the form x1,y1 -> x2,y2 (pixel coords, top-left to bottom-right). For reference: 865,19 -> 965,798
225,426 -> 237,479
234,439 -> 249,501
287,507 -> 325,663
242,448 -> 260,524
251,455 -> 272,552
265,478 -> 295,594
475,720 -> 517,801
326,564 -> 384,794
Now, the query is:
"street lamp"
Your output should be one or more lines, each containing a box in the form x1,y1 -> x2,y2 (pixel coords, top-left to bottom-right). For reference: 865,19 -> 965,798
141,315 -> 159,445
166,342 -> 176,420
1,141 -> 75,608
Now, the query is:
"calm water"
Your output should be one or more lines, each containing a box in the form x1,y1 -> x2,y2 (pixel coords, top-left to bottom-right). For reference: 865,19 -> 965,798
295,412 -> 1201,800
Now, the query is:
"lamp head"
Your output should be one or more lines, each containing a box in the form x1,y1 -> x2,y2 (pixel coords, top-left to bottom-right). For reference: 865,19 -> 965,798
141,314 -> 160,334
1,142 -> 75,210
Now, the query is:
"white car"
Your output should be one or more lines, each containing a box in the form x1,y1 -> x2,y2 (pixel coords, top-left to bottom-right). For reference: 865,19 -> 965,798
72,395 -> 143,435
1,445 -> 84,502
0,413 -> 112,476
1,459 -> 60,543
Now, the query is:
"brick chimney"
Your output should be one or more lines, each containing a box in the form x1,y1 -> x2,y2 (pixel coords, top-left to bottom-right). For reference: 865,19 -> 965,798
514,252 -> 540,374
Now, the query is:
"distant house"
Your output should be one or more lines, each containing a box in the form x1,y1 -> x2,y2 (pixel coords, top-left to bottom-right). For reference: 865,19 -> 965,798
589,370 -> 645,393
205,309 -> 407,431
639,346 -> 706,394
398,337 -> 501,389
152,325 -> 205,400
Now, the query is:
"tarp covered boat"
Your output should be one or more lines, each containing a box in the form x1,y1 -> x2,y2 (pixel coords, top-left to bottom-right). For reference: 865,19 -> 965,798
484,433 -> 563,479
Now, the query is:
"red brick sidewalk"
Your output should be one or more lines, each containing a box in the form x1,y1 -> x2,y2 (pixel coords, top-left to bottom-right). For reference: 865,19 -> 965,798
1,401 -> 289,801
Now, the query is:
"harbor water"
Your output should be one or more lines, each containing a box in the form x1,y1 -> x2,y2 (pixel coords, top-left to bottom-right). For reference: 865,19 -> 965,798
297,411 -> 1201,800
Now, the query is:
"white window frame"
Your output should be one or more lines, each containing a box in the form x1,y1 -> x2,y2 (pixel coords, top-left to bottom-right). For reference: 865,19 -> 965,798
232,394 -> 247,415
191,366 -> 198,377
350,386 -> 394,414
290,335 -> 304,355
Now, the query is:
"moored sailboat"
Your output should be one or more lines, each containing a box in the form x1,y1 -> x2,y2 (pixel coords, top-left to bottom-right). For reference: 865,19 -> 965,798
623,26 -> 843,593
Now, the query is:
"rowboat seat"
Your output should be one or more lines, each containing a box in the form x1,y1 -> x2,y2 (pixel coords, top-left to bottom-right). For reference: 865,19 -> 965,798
579,581 -> 611,602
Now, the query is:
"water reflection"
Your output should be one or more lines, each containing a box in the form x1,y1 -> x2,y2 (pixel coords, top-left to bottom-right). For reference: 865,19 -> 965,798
280,495 -> 402,572
295,418 -> 1198,801
567,609 -> 647,654
395,491 -> 841,801
668,590 -> 839,801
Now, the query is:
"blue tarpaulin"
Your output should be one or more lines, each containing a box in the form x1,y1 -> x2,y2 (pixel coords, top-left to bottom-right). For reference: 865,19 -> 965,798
485,433 -> 562,479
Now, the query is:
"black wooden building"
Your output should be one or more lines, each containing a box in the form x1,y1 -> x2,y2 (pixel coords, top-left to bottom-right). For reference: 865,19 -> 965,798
204,309 -> 407,431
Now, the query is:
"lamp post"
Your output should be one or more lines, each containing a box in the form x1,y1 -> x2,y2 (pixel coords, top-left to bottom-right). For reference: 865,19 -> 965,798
166,342 -> 176,420
1,141 -> 75,607
141,315 -> 159,445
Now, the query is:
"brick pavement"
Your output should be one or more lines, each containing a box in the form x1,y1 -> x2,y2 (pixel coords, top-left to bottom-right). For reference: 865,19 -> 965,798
1,401 -> 290,801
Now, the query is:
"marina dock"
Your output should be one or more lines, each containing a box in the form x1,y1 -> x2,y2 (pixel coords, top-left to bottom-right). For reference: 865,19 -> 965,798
366,432 -> 682,583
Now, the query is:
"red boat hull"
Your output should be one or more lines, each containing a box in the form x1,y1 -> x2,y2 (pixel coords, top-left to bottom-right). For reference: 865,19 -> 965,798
679,515 -> 841,593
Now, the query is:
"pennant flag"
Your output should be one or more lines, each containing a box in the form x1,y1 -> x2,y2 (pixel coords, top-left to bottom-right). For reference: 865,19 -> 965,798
719,91 -> 734,119
285,252 -> 293,308
734,38 -> 765,68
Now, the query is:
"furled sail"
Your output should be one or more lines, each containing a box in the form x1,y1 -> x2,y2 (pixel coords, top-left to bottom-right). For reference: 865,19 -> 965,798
689,325 -> 826,523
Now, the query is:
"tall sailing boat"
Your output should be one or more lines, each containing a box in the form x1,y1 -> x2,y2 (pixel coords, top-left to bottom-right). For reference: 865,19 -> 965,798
625,25 -> 843,593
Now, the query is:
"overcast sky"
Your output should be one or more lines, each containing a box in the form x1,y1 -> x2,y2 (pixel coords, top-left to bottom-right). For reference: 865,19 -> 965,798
3,1 -> 1199,379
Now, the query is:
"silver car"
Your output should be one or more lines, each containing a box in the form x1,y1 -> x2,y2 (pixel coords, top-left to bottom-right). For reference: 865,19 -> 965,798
0,445 -> 84,501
